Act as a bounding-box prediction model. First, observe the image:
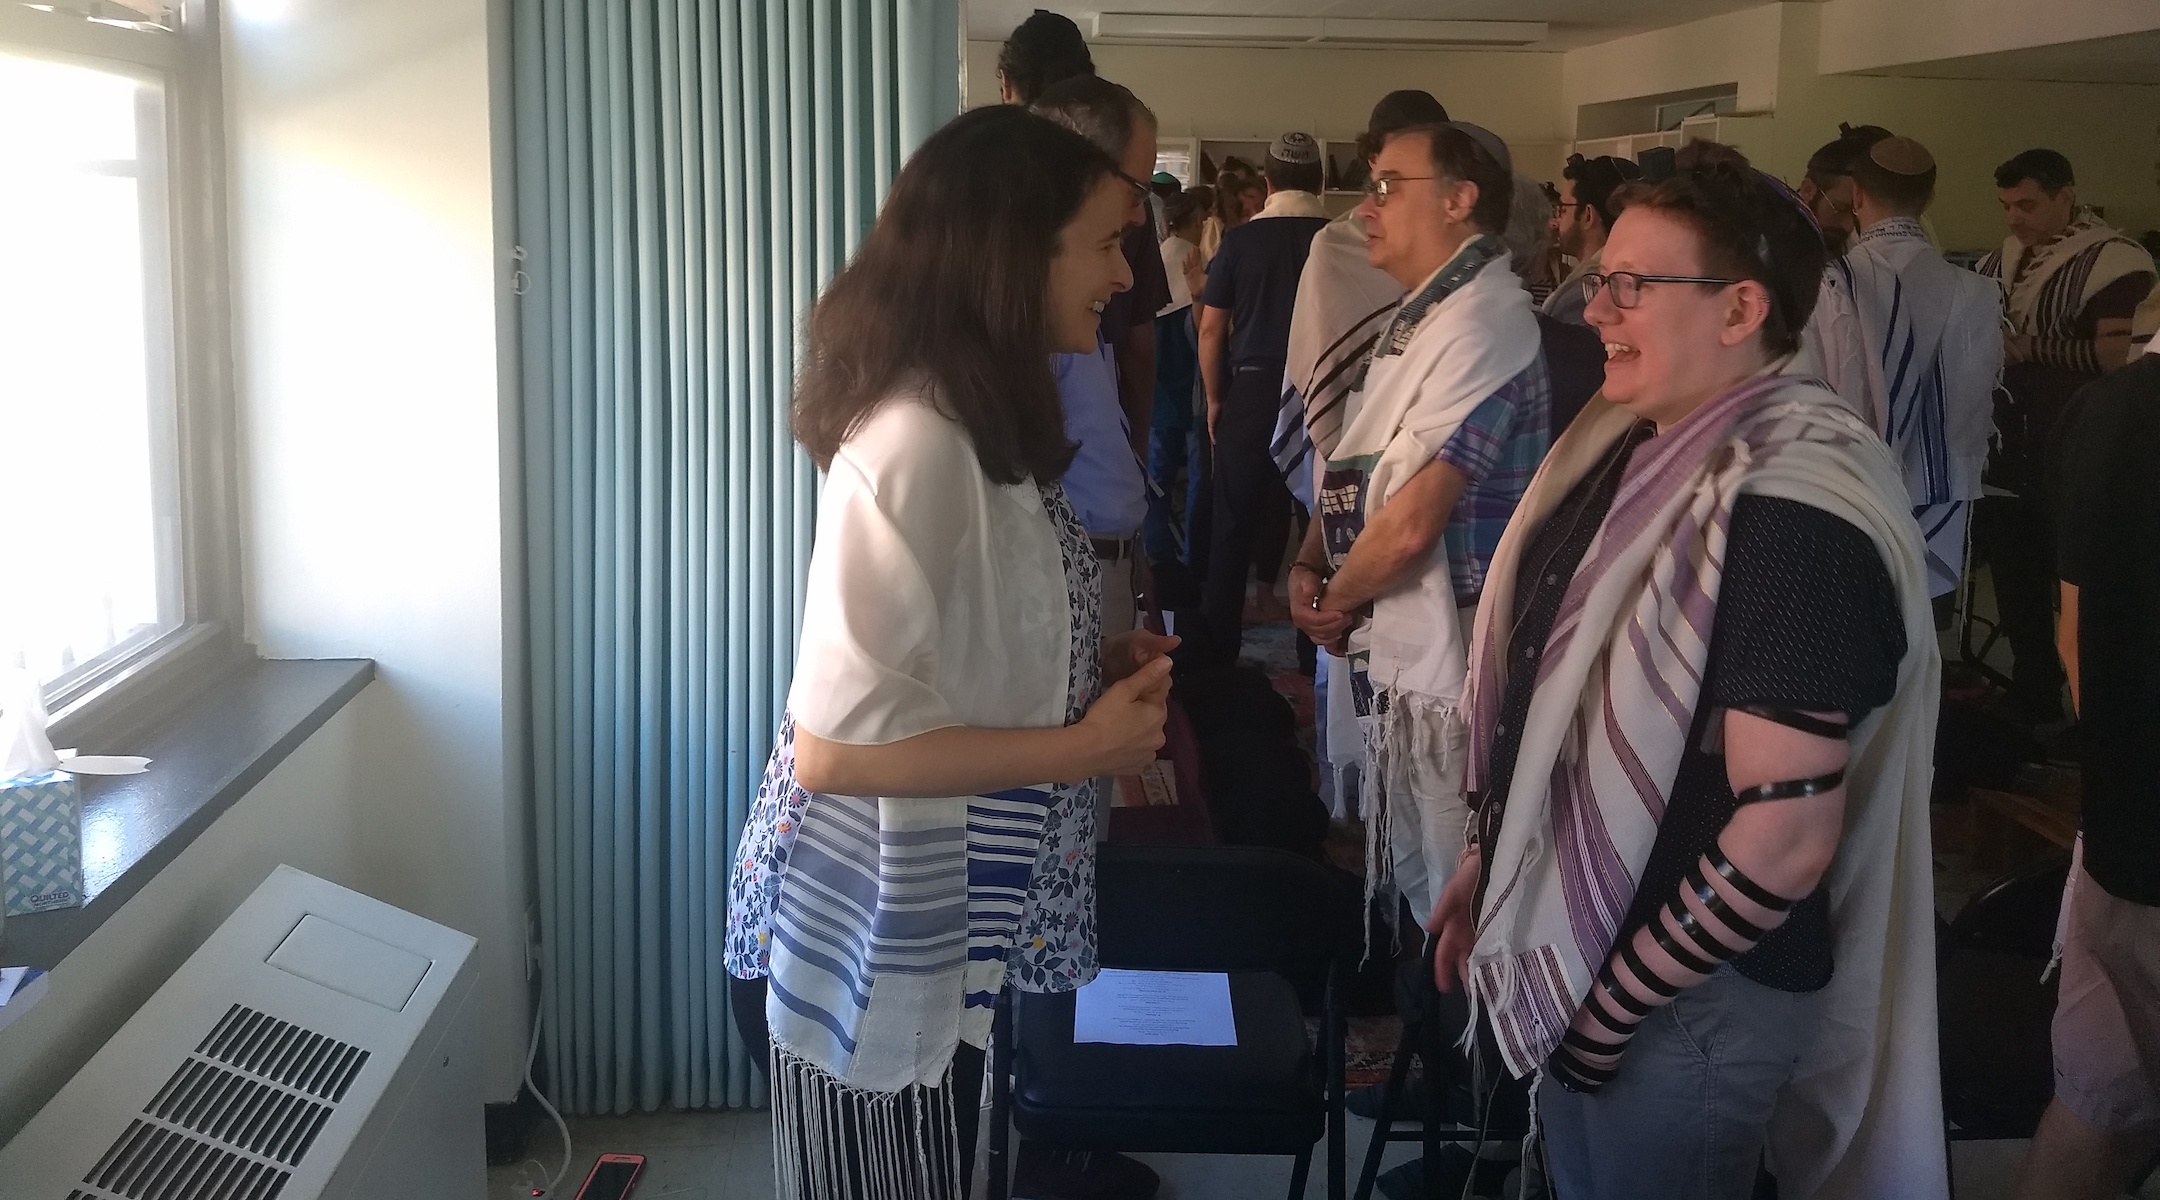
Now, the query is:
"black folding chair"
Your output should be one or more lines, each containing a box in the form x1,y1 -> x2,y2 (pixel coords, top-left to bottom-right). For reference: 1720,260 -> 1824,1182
1354,936 -> 1529,1200
1938,853 -> 2071,1200
985,844 -> 1363,1200
1939,852 -> 2068,1149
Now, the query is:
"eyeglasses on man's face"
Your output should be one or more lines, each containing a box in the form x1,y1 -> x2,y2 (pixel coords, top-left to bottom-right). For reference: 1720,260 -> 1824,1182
1581,270 -> 1743,309
1361,174 -> 1437,207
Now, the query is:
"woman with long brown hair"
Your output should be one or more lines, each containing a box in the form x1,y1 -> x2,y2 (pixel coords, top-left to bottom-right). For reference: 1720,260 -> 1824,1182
725,104 -> 1177,1200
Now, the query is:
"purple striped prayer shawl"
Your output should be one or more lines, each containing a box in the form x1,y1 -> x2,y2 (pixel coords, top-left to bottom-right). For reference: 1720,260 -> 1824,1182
1464,371 -> 1868,1067
1464,369 -> 1948,1198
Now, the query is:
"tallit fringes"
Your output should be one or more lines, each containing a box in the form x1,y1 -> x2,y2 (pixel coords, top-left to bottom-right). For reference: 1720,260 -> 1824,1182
1521,1063 -> 1547,1183
1359,714 -> 1393,963
768,1045 -> 967,1200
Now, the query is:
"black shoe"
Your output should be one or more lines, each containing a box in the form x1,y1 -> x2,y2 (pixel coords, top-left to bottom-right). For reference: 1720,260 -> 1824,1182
1010,1145 -> 1161,1200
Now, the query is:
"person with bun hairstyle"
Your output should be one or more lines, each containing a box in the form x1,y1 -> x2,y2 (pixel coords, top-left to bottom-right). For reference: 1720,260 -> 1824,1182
1798,123 -> 1895,252
1545,153 -> 1639,325
1427,141 -> 1947,1199
1200,159 -> 1263,264
995,8 -> 1092,105
724,105 -> 1176,1200
1804,136 -> 2003,603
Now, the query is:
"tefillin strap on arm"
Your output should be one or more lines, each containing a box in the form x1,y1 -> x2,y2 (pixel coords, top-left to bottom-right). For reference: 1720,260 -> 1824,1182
1549,706 -> 1841,1094
1730,706 -> 1849,805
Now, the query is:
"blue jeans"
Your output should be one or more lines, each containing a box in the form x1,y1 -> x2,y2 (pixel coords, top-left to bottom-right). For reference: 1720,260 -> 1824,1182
1144,423 -> 1208,563
1533,965 -> 1830,1200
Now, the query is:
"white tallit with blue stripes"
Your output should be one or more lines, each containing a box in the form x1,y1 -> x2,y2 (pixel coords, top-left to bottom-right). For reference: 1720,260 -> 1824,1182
766,783 -> 1058,1086
755,394 -> 1095,1199
1810,218 -> 2002,596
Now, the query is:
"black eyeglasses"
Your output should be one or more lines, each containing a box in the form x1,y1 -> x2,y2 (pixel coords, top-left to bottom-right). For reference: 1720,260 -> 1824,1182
1581,270 -> 1742,309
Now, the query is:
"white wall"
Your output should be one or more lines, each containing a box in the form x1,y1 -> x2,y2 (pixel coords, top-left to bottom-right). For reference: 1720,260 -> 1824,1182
0,702 -> 365,1140
223,0 -> 529,1101
1557,3 -> 2160,251
1818,0 -> 2160,75
1561,5 -> 1785,117
1769,5 -> 2160,251
966,40 -> 1571,179
0,0 -> 528,1141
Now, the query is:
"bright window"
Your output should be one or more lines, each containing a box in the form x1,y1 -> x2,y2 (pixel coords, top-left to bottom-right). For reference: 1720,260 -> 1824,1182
0,50 -> 181,691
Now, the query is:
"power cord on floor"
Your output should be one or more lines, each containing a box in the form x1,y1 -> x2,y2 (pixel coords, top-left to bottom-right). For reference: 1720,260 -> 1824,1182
521,1006 -> 575,1199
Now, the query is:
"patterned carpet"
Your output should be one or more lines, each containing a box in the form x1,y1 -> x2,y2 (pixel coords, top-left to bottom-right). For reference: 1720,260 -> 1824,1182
1240,619 -> 1411,1090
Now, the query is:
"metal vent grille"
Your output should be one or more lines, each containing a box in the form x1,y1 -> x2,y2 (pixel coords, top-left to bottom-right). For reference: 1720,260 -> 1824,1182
67,1005 -> 371,1200
195,1006 -> 369,1103
145,1060 -> 333,1165
73,1121 -> 289,1200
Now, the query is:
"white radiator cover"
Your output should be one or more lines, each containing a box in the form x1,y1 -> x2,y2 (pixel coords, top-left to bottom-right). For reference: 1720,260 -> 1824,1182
0,865 -> 484,1199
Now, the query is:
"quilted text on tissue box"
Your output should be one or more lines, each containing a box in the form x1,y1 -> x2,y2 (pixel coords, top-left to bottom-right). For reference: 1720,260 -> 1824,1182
0,769 -> 85,915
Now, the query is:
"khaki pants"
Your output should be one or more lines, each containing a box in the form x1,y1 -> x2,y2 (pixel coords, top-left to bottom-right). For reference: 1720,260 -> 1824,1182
1093,554 -> 1138,844
1099,555 -> 1138,636
2053,839 -> 2160,1132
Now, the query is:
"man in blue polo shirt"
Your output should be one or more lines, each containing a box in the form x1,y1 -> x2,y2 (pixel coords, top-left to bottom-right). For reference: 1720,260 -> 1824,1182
1031,75 -> 1164,637
1199,131 -> 1330,659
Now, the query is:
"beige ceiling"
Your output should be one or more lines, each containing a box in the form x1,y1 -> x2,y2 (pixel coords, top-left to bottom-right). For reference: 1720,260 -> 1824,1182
966,0 -> 1792,52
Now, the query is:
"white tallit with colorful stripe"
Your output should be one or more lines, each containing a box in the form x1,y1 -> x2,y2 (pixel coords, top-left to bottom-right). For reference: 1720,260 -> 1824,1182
1465,372 -> 1947,1200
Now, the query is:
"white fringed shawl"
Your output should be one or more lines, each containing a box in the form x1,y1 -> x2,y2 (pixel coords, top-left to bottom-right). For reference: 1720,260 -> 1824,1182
1317,237 -> 1539,920
1465,373 -> 1948,1200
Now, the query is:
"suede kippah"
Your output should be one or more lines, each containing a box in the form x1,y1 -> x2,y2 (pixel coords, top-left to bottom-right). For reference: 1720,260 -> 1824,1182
1447,122 -> 1512,173
1870,136 -> 1936,176
1367,90 -> 1450,138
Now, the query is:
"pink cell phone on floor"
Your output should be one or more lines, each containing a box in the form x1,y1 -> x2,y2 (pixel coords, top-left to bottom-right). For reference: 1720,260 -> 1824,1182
571,1153 -> 645,1200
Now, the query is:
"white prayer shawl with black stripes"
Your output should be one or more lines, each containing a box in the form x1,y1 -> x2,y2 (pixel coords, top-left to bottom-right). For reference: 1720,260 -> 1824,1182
1980,210 -> 2152,368
1287,212 -> 1406,456
1465,371 -> 1946,1200
1271,211 -> 1406,804
1820,218 -> 2003,596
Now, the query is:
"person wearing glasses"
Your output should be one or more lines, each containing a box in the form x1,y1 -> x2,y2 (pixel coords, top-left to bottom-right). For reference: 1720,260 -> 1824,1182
1802,136 -> 2003,606
1544,153 -> 1639,326
1797,123 -> 1894,255
1030,75 -> 1166,638
1268,90 -> 1448,840
1425,141 -> 1947,1198
1286,121 -> 1550,941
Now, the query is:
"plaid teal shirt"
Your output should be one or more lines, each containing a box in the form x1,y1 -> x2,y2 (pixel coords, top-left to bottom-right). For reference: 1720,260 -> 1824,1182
1435,355 -> 1553,604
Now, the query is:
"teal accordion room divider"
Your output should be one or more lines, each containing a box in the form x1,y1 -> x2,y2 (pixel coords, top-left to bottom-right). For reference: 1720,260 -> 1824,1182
512,0 -> 959,1112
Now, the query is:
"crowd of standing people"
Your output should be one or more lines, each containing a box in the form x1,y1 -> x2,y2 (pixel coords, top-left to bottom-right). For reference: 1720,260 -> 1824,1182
721,8 -> 2160,1199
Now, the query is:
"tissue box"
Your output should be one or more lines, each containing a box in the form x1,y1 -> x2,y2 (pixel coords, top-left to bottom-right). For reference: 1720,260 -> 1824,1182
0,770 -> 85,915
